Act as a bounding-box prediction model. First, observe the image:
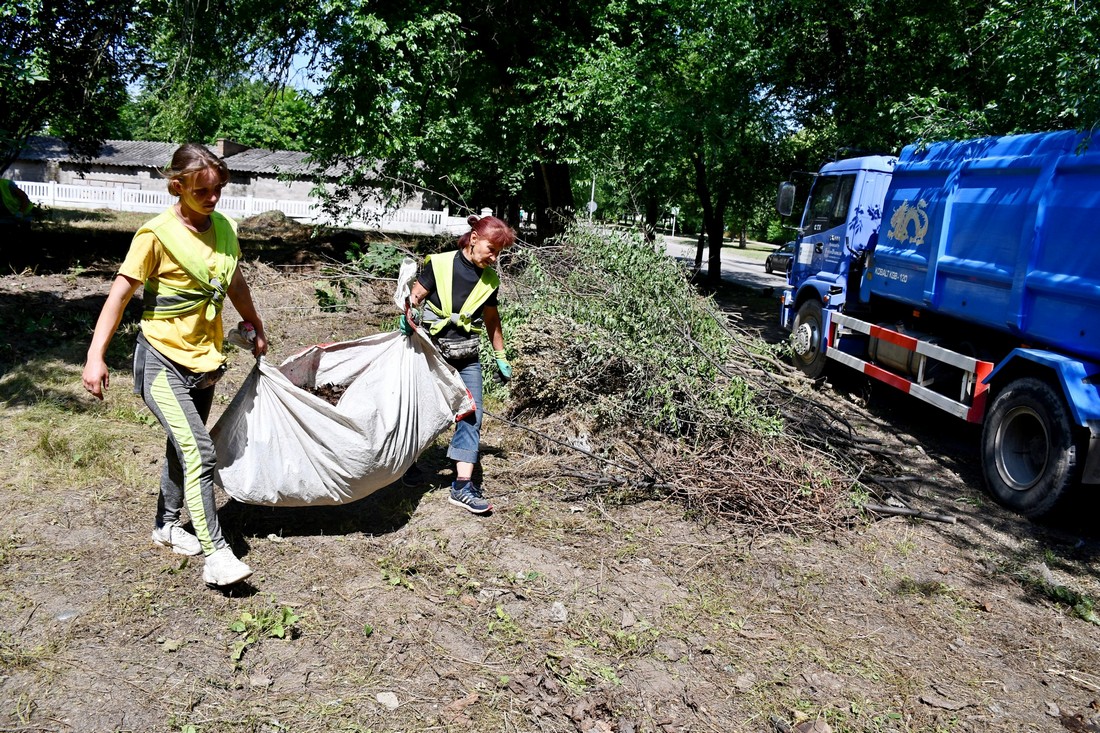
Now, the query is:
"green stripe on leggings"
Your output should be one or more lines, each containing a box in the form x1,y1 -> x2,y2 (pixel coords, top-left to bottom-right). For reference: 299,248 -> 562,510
149,370 -> 215,555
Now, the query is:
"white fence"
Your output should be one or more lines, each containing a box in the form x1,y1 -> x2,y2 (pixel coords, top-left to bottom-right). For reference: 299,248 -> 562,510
15,180 -> 470,236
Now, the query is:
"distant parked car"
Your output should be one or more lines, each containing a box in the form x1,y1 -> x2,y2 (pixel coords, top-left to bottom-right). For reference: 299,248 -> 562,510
765,242 -> 794,274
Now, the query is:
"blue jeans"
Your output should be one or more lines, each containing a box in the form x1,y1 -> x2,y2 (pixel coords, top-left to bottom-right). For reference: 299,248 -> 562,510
447,357 -> 483,464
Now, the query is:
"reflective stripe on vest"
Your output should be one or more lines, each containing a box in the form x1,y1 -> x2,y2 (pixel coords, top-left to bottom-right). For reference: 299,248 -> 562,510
422,250 -> 500,336
139,209 -> 239,321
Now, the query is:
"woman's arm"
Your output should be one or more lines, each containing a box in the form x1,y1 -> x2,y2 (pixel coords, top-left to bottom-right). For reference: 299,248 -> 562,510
408,281 -> 430,310
483,305 -> 505,352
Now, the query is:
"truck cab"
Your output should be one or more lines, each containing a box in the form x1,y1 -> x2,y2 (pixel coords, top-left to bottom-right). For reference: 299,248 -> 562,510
778,155 -> 895,376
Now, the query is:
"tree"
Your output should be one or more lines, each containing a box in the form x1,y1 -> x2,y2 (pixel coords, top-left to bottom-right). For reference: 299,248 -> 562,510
594,0 -> 785,285
126,0 -> 321,145
766,0 -> 1100,159
0,0 -> 136,171
896,0 -> 1100,138
301,0 -> 631,240
121,78 -> 315,150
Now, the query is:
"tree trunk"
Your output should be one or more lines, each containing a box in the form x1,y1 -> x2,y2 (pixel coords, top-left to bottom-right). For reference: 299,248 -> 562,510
692,148 -> 729,289
644,195 -> 659,242
532,161 -> 574,243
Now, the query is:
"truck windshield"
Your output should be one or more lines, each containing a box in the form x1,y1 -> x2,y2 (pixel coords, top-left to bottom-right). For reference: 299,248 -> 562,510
805,174 -> 856,233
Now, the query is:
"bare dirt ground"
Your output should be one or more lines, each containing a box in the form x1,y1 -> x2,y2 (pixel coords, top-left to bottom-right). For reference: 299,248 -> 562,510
1,217 -> 1099,733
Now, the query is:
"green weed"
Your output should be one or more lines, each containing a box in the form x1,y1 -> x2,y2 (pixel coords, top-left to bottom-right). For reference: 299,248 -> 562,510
0,533 -> 23,566
1033,580 -> 1100,625
543,653 -> 620,695
0,631 -> 62,671
345,240 -> 407,277
228,603 -> 301,663
314,281 -> 355,312
64,261 -> 88,283
380,564 -> 415,590
33,421 -> 117,469
487,605 -> 524,644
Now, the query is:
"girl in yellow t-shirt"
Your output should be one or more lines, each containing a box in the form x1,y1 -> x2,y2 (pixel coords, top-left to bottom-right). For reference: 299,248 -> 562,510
82,143 -> 267,588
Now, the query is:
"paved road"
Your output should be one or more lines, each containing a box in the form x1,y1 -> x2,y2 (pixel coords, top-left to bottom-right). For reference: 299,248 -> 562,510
663,238 -> 789,293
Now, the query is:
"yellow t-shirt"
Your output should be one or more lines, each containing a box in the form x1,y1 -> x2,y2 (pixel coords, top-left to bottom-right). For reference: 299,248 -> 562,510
119,222 -> 237,373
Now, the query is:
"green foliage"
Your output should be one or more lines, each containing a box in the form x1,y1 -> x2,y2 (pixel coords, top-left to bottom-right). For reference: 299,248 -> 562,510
487,605 -> 523,644
510,223 -> 779,438
127,0 -> 322,145
314,278 -> 356,312
345,241 -> 407,278
379,557 -> 416,590
122,78 -> 316,150
228,604 -> 300,662
0,0 -> 133,170
34,422 -> 116,469
1023,575 -> 1100,626
542,653 -> 621,695
11,0 -> 1100,255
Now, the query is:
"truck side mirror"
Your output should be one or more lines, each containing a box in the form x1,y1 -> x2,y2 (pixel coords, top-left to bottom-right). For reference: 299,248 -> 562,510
776,182 -> 795,218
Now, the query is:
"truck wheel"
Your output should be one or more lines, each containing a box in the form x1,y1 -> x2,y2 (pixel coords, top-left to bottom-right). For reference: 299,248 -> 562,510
792,300 -> 828,378
981,377 -> 1080,518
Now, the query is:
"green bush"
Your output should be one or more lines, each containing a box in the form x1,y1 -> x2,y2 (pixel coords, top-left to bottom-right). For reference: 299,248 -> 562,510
505,223 -> 779,438
345,241 -> 407,278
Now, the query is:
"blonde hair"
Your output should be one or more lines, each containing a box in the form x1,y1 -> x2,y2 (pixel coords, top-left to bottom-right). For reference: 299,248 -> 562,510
162,143 -> 229,196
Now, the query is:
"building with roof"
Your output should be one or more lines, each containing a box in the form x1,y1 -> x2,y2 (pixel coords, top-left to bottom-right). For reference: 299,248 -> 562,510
1,137 -> 469,234
4,137 -> 325,201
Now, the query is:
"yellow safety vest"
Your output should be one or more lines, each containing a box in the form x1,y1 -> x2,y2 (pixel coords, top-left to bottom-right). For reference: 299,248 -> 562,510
0,180 -> 31,218
422,250 -> 500,336
138,209 -> 239,321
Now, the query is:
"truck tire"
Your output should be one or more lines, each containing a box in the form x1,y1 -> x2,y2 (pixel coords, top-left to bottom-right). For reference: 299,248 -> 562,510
981,377 -> 1080,518
792,300 -> 828,378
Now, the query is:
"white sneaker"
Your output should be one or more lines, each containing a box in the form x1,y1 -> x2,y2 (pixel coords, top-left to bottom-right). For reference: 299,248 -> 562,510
202,547 -> 253,587
151,521 -> 202,556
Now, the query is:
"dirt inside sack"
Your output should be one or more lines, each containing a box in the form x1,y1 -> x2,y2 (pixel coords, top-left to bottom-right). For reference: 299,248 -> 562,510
306,382 -> 348,404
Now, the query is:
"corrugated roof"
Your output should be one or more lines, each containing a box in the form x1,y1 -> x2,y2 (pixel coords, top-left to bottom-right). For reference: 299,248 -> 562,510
222,148 -> 313,174
22,136 -> 177,168
19,136 -> 352,178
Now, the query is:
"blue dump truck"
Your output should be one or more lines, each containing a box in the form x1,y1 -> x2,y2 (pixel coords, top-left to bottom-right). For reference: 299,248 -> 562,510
776,130 -> 1100,517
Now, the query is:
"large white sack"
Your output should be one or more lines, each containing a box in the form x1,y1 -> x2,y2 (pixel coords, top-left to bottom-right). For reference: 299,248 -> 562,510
211,328 -> 475,506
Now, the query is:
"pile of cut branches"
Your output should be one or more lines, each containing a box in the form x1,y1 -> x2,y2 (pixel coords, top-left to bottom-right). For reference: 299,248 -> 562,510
493,224 -> 903,534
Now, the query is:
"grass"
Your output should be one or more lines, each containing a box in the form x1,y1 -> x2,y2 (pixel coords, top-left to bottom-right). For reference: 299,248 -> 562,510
39,207 -> 150,232
2,217 -> 1099,733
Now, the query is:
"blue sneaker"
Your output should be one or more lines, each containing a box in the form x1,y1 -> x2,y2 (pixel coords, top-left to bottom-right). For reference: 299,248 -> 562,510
449,480 -> 492,514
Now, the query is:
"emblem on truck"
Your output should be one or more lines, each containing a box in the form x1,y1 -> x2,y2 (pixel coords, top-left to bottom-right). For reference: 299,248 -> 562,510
886,199 -> 929,245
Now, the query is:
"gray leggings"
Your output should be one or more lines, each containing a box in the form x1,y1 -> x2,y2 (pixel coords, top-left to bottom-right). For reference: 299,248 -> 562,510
133,334 -> 227,555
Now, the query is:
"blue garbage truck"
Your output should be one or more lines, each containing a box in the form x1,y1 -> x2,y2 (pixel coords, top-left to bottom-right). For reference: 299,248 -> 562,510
776,129 -> 1100,517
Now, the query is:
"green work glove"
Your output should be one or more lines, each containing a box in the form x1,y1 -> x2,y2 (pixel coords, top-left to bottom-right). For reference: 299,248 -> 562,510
399,308 -> 421,336
493,349 -> 512,382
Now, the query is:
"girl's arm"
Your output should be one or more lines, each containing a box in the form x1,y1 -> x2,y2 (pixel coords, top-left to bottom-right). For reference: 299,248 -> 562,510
82,274 -> 142,399
227,268 -> 268,356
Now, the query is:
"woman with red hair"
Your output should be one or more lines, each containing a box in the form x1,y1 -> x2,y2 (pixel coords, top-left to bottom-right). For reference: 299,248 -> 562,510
401,214 -> 516,513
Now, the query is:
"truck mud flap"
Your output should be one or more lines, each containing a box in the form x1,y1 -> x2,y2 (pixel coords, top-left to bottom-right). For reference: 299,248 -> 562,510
827,312 -> 994,422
